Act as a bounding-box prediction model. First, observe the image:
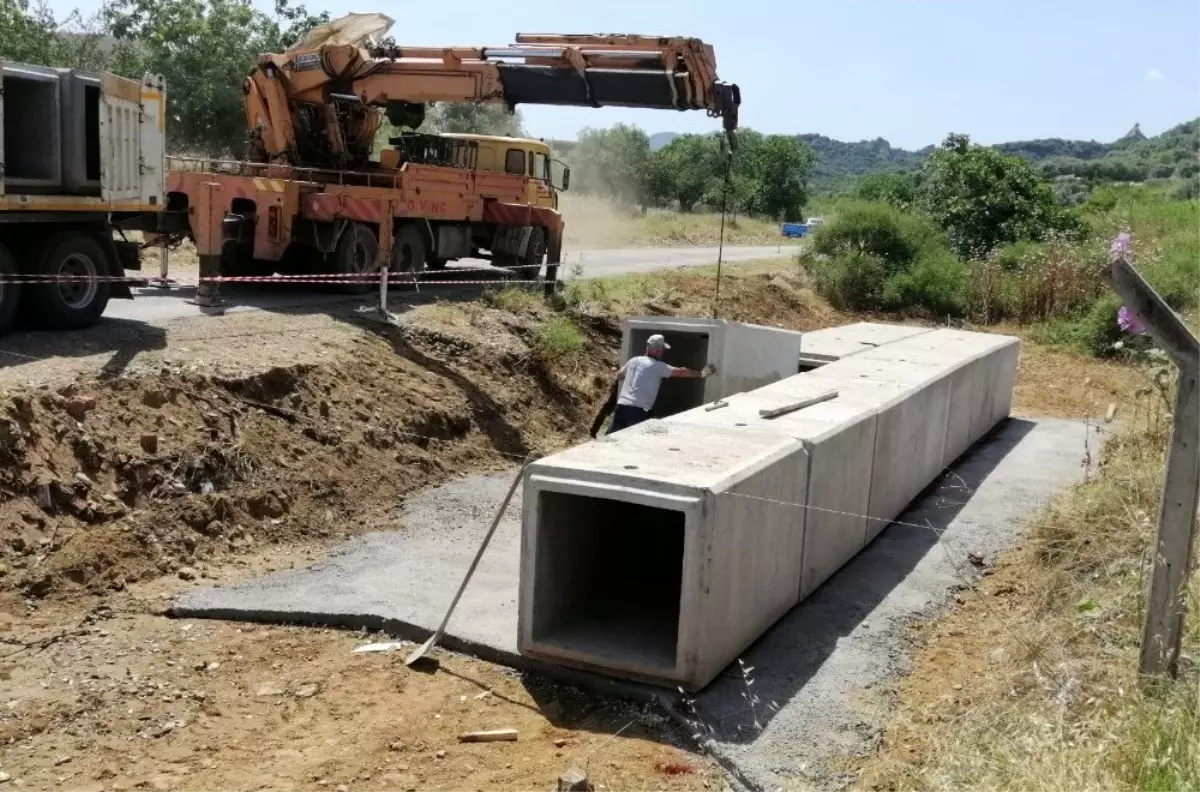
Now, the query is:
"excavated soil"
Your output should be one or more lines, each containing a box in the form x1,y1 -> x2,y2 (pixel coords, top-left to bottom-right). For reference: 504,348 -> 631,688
0,267 -> 1146,791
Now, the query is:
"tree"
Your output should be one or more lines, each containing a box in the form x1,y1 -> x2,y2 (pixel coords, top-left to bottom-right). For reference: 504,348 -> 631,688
567,124 -> 652,205
920,133 -> 1084,257
104,0 -> 329,154
854,171 -> 920,209
420,102 -> 525,137
0,0 -> 62,64
739,132 -> 814,221
646,133 -> 722,212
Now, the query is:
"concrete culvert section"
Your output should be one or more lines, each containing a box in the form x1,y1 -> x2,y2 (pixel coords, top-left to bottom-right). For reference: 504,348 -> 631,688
531,492 -> 684,673
519,420 -> 809,690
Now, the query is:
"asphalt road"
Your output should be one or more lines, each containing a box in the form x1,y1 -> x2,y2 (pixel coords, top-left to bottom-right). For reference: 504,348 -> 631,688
103,244 -> 798,328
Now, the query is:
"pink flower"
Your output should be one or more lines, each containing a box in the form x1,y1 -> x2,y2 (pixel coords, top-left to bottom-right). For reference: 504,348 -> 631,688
1118,305 -> 1147,335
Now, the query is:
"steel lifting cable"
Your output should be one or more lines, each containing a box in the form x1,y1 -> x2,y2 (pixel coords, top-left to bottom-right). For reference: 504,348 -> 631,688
711,141 -> 733,319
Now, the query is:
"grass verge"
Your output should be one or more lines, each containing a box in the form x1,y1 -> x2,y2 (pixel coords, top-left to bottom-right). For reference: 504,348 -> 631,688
856,391 -> 1199,791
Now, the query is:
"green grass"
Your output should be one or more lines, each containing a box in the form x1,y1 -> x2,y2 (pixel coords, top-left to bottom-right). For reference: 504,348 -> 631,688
484,286 -> 543,314
531,316 -> 584,359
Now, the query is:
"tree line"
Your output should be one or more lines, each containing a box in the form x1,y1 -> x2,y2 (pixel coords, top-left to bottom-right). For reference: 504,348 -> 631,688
565,125 -> 814,221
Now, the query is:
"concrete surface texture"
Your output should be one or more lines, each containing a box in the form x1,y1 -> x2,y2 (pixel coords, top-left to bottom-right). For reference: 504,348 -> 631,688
795,321 -> 935,367
172,417 -> 1090,790
518,420 -> 810,690
522,324 -> 1021,689
620,317 -> 807,416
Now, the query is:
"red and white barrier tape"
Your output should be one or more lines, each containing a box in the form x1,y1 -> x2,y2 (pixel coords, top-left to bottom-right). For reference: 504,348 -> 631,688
0,273 -> 544,286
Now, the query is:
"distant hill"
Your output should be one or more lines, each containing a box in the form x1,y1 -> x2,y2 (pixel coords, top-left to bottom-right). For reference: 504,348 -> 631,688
797,134 -> 933,190
635,120 -> 1198,191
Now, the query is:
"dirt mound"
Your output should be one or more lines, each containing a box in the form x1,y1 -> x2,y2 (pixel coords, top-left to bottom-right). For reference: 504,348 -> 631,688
0,316 -> 614,602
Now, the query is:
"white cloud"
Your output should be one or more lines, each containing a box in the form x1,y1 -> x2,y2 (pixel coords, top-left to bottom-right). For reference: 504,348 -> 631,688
1145,68 -> 1165,81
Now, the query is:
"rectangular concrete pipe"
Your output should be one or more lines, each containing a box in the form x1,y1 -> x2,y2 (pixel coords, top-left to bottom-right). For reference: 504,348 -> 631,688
1,63 -> 64,192
797,361 -> 955,541
833,329 -> 1020,468
518,419 -> 809,691
668,384 -> 881,599
620,317 -> 806,417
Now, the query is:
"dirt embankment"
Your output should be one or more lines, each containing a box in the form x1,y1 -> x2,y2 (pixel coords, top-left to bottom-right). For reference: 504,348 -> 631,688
0,312 -> 619,607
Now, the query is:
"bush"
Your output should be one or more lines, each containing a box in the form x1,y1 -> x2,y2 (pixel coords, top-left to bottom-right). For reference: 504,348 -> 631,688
883,251 -> 967,317
810,201 -> 945,273
802,252 -> 888,312
1172,178 -> 1199,200
1034,293 -> 1124,356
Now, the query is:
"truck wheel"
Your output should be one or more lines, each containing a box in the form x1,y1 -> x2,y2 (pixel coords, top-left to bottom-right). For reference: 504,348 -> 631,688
332,222 -> 378,295
30,233 -> 112,330
390,224 -> 427,276
0,243 -> 21,335
515,226 -> 545,280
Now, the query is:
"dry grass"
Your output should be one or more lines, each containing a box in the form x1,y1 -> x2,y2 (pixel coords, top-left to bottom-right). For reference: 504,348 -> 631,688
855,384 -> 1199,792
559,194 -> 781,249
966,238 -> 1106,325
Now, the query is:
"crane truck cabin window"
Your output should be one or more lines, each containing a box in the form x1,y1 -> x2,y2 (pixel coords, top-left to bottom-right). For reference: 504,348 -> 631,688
505,148 -> 526,175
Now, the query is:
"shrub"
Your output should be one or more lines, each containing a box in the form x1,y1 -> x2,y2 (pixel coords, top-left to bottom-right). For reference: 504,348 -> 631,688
810,201 -> 948,269
532,316 -> 584,358
1034,293 -> 1124,357
802,252 -> 888,312
1172,178 -> 1199,200
883,251 -> 967,317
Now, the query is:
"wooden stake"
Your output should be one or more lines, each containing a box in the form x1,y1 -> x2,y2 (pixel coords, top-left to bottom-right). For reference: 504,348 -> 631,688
1102,256 -> 1200,678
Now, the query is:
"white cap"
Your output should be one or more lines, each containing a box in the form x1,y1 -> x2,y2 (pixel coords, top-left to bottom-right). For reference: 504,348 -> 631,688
646,334 -> 671,350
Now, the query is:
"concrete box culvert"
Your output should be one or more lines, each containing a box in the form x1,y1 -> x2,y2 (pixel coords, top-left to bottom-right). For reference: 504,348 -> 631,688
2,63 -> 64,191
620,317 -> 807,417
517,420 -> 809,691
670,387 -> 881,600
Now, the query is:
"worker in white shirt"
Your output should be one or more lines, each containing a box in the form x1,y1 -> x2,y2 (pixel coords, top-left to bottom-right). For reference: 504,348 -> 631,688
607,333 -> 715,434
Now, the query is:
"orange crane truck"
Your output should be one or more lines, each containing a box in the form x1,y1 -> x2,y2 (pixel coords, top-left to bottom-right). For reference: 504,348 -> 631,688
162,18 -> 741,306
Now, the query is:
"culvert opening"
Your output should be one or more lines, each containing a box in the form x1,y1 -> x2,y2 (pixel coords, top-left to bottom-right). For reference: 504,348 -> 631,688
2,72 -> 60,186
533,491 -> 684,671
629,329 -> 709,418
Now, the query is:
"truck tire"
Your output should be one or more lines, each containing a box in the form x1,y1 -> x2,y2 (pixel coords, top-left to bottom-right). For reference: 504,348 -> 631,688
29,232 -> 112,330
332,222 -> 378,295
390,224 -> 427,276
516,226 -> 546,280
0,243 -> 21,335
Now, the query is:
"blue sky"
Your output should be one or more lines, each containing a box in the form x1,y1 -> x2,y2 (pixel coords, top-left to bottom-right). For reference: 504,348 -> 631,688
53,0 -> 1200,147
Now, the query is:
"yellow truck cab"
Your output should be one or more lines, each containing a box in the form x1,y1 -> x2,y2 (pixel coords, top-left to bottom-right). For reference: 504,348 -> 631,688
438,133 -> 568,209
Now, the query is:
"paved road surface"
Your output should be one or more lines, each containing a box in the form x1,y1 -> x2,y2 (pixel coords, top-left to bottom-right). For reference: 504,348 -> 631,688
102,244 -> 797,328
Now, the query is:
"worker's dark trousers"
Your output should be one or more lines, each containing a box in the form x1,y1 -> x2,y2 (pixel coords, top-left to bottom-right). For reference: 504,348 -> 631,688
608,404 -> 651,434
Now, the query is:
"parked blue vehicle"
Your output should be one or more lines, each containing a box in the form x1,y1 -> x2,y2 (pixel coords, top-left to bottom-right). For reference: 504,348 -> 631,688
781,216 -> 824,239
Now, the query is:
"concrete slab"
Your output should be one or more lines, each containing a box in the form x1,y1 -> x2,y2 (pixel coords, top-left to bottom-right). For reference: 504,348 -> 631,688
171,418 -> 1090,790
518,420 -> 809,690
796,322 -> 935,367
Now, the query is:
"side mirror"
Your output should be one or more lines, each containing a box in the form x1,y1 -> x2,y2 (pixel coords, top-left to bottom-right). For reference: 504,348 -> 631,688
562,167 -> 571,191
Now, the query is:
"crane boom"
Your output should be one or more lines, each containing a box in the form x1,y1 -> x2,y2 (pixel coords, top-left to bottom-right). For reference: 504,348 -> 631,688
243,30 -> 740,167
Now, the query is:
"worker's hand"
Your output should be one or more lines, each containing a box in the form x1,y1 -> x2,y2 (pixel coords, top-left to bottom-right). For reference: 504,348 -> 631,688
702,363 -> 717,377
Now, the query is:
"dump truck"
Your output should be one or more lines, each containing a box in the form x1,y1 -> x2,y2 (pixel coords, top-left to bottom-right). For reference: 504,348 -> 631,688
0,61 -> 173,333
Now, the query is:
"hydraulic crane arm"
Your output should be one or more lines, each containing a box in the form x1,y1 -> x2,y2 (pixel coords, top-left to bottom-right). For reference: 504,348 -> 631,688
243,32 -> 740,167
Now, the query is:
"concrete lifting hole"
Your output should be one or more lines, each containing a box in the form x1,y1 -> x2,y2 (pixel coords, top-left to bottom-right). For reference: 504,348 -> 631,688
531,491 -> 684,674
